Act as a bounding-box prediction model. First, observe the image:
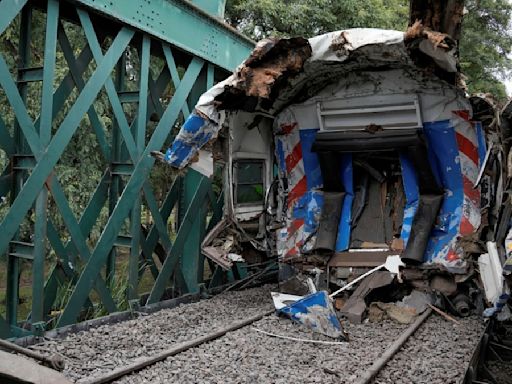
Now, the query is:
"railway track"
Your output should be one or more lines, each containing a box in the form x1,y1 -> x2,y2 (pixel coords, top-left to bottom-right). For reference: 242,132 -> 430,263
29,286 -> 484,384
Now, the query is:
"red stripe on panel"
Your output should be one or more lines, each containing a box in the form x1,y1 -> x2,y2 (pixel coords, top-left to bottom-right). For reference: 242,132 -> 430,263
288,176 -> 307,208
285,143 -> 303,173
456,132 -> 479,166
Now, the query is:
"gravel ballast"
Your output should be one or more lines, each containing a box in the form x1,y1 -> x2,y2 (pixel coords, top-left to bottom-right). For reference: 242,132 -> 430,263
115,315 -> 484,384
33,286 -> 485,384
35,286 -> 274,382
115,315 -> 409,384
372,315 -> 485,384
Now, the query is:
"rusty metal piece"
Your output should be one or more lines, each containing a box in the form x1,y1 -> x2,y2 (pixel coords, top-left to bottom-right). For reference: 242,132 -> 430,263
201,218 -> 234,270
328,251 -> 394,268
0,350 -> 71,384
428,303 -> 460,324
340,271 -> 395,324
430,274 -> 458,296
0,338 -> 65,371
452,293 -> 471,317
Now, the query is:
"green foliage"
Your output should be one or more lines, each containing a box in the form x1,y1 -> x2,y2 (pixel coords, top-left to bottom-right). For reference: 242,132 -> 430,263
460,0 -> 512,101
225,0 -> 409,39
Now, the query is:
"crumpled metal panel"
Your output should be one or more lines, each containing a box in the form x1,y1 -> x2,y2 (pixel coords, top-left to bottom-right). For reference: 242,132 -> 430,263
164,112 -> 215,168
164,27 -> 459,172
420,112 -> 482,272
278,290 -> 345,339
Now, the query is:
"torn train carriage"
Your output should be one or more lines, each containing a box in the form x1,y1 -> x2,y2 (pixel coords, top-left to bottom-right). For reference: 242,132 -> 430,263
163,27 -> 492,291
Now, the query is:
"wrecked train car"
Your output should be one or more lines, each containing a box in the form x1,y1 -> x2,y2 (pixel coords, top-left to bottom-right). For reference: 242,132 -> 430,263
159,25 -> 509,321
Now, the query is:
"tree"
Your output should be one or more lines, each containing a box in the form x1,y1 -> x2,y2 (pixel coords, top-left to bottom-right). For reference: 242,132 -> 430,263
225,0 -> 512,102
460,0 -> 512,101
225,0 -> 409,39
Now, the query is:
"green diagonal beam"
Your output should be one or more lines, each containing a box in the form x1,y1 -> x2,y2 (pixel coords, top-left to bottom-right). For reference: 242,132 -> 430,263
78,10 -> 138,162
47,177 -> 117,313
0,0 -> 29,35
56,56 -> 204,327
0,17 -> 123,312
139,177 -> 181,278
146,175 -> 211,304
42,172 -> 110,315
142,183 -> 173,250
57,22 -> 111,160
80,13 -> 176,264
0,25 -> 134,257
80,15 -> 181,269
162,44 -> 190,119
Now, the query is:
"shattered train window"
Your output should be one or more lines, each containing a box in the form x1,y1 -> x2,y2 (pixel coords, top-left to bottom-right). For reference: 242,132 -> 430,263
234,160 -> 264,205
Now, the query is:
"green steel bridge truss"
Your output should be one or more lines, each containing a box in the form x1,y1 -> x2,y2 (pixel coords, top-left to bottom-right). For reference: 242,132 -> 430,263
0,0 -> 253,339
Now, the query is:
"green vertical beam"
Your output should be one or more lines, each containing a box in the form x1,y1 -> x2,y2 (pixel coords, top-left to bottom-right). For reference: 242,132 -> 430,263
40,0 -> 58,146
137,36 -> 149,153
207,64 -> 214,90
31,0 -> 59,328
129,34 -> 150,300
6,5 -> 32,327
180,169 -> 208,293
107,54 -> 125,285
179,66 -> 208,293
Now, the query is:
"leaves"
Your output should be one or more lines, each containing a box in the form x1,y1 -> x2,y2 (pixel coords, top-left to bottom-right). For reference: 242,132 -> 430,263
225,0 -> 409,39
460,0 -> 512,101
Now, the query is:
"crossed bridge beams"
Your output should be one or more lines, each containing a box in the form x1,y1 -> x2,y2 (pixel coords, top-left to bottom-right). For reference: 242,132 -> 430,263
0,0 -> 253,339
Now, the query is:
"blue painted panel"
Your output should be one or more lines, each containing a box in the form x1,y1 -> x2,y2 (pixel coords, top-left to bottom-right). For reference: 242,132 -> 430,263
278,291 -> 344,339
399,153 -> 419,245
475,121 -> 486,166
165,113 -> 213,168
275,138 -> 286,174
299,129 -> 323,190
292,191 -> 324,239
423,120 -> 464,263
335,154 -> 353,252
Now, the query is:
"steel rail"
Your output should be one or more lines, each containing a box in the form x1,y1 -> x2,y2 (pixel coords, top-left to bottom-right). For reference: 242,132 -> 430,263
81,309 -> 275,384
0,337 -> 65,371
354,308 -> 433,384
